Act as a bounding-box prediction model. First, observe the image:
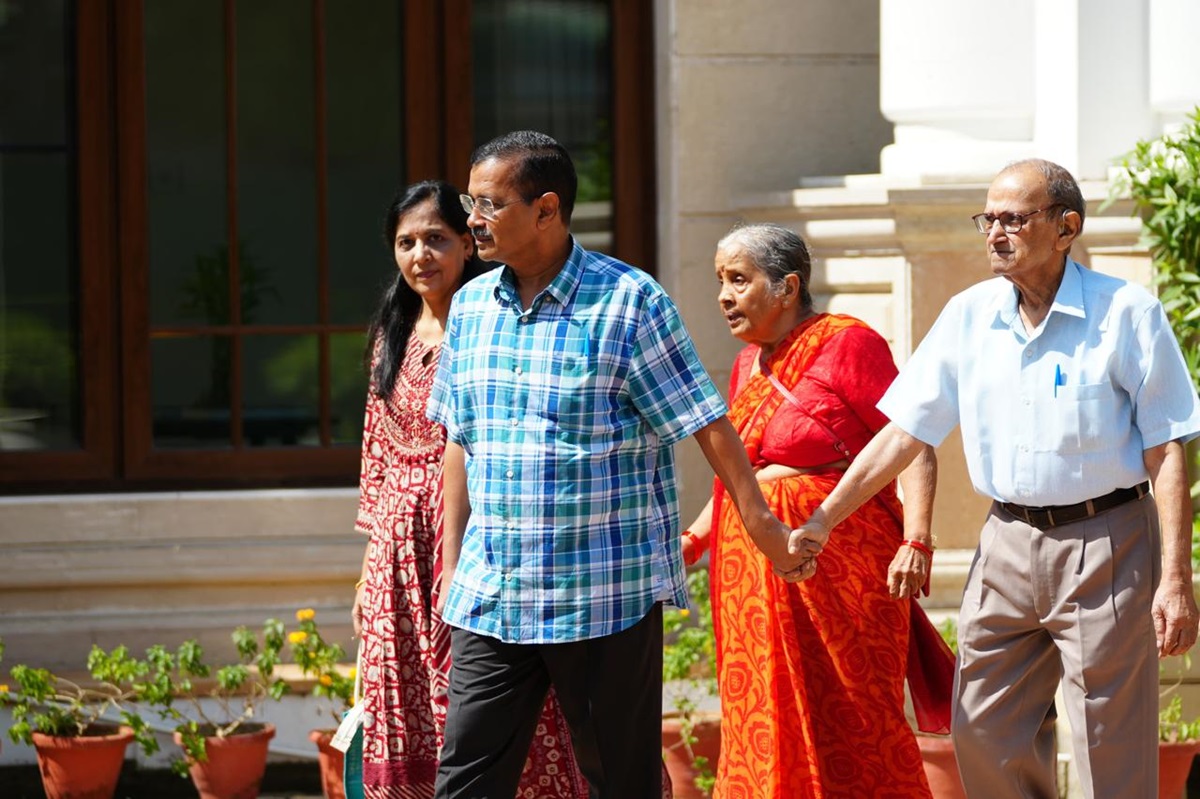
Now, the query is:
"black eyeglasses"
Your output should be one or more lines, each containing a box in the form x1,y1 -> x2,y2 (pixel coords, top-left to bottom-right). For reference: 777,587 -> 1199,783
971,205 -> 1063,235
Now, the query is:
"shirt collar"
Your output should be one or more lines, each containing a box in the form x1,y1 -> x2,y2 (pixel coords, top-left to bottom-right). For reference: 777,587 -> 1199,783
493,237 -> 585,310
992,257 -> 1086,328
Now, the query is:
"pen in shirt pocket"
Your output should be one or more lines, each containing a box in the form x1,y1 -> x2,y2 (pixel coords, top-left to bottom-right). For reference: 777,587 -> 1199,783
1054,364 -> 1065,397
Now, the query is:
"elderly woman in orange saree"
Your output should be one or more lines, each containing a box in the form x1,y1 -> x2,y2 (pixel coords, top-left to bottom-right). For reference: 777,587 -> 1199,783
681,223 -> 939,799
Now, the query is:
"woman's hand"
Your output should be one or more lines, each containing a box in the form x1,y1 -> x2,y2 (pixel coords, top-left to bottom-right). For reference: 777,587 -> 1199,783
352,583 -> 366,637
681,533 -> 700,566
887,543 -> 930,599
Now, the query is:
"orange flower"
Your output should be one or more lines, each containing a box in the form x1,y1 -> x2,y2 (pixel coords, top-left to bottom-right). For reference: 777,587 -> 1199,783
295,608 -> 316,622
319,674 -> 333,686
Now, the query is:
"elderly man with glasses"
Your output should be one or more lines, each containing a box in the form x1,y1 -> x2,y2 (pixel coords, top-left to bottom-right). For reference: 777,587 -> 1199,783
790,158 -> 1200,798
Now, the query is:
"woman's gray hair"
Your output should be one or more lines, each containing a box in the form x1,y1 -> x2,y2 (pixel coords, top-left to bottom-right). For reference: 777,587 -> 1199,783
717,222 -> 813,310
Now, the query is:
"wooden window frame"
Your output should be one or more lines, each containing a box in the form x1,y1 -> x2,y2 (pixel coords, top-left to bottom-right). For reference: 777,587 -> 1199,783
0,0 -> 656,490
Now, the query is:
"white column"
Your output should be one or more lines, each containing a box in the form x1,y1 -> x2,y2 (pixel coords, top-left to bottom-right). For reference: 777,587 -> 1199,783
1149,0 -> 1200,130
1032,0 -> 1153,179
879,0 -> 1035,180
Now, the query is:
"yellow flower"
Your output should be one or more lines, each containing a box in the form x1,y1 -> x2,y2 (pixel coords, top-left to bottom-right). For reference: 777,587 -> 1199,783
288,631 -> 308,644
319,674 -> 333,686
348,666 -> 357,680
295,608 -> 316,622
349,693 -> 356,707
0,684 -> 8,695
679,609 -> 691,618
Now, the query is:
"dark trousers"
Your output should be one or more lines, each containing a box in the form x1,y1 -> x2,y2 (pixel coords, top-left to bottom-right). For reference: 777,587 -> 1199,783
434,603 -> 664,799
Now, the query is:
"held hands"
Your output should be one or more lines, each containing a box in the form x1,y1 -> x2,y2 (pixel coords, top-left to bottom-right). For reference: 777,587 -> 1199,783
772,516 -> 831,583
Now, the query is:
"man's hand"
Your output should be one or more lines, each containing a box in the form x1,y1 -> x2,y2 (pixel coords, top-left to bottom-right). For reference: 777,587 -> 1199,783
1153,577 -> 1200,658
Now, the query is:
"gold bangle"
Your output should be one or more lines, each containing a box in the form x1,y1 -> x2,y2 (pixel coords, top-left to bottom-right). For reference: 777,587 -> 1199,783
355,578 -> 367,590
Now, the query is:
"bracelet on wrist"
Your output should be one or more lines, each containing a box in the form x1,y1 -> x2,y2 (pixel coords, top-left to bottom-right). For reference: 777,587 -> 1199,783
355,578 -> 367,590
902,539 -> 934,558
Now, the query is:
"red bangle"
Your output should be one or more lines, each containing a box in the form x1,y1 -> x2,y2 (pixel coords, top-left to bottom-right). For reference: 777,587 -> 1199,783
902,539 -> 934,558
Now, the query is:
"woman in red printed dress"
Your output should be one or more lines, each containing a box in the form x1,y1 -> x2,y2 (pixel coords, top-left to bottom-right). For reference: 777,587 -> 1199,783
352,180 -> 588,799
681,223 -> 941,799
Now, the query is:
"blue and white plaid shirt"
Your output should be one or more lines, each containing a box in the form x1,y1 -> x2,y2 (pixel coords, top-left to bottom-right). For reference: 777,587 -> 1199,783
427,240 -> 727,643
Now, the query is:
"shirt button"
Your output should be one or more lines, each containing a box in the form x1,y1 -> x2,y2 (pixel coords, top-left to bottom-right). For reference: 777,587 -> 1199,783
510,417 -> 519,426
506,469 -> 514,478
1025,350 -> 1033,359
515,366 -> 523,375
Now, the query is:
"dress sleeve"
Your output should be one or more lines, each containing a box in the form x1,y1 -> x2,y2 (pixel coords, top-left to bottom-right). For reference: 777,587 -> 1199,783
815,325 -> 900,433
355,347 -> 387,535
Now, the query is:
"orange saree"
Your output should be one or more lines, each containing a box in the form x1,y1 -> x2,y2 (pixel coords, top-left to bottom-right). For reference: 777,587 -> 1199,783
711,314 -> 931,799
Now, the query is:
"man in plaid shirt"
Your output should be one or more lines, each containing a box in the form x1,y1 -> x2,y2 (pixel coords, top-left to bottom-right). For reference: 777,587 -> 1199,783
428,131 -> 809,799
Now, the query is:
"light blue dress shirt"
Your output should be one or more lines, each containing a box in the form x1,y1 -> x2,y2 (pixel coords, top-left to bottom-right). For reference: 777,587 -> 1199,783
879,258 -> 1200,507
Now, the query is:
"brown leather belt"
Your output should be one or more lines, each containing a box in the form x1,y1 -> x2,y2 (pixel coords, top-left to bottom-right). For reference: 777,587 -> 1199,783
1000,481 -> 1150,529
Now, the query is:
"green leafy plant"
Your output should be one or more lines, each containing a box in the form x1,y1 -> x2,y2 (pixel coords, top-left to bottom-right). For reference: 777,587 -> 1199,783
138,619 -> 290,776
1159,656 -> 1200,743
1109,107 -> 1200,559
1110,108 -> 1200,387
936,616 -> 958,656
1,642 -> 159,757
287,608 -> 355,727
663,568 -> 717,796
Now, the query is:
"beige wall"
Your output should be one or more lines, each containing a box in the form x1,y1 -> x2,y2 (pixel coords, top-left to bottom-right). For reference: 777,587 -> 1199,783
0,490 -> 361,671
655,0 -> 894,524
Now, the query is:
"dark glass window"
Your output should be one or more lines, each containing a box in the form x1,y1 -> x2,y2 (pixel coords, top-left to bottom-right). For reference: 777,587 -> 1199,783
0,0 -> 80,452
472,0 -> 614,252
141,1 -> 401,454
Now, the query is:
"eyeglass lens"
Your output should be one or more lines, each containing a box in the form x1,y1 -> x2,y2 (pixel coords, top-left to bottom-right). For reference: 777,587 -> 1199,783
460,194 -> 497,220
974,212 -> 1026,234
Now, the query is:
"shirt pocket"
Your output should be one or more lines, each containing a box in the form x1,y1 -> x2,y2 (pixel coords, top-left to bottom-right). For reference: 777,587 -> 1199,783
545,331 -> 599,432
1039,382 -> 1110,454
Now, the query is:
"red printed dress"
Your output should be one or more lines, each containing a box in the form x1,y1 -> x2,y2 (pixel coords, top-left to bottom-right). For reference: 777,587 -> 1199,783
356,333 -> 588,799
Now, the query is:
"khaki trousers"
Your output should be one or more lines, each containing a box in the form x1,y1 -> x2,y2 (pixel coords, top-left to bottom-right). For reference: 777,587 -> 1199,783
953,496 -> 1160,799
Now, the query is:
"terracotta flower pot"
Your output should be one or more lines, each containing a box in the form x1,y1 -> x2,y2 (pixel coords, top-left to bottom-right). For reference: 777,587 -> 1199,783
174,722 -> 276,799
309,728 -> 347,799
662,713 -> 721,799
31,723 -> 134,799
916,733 -> 966,799
1158,739 -> 1200,799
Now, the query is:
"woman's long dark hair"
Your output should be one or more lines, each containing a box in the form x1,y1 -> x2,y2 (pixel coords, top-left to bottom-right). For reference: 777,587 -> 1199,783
365,180 -> 485,397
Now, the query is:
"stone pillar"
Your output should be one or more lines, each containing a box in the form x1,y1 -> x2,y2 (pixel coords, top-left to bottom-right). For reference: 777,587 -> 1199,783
880,0 -> 1162,181
879,0 -> 1035,180
1150,0 -> 1200,128
1032,0 -> 1153,178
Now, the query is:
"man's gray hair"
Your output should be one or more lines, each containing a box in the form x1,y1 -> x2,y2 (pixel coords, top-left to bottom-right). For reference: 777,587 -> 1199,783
1002,158 -> 1086,227
717,222 -> 814,311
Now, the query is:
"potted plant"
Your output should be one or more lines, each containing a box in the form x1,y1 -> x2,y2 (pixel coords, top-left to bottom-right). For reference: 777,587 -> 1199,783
140,619 -> 289,799
287,608 -> 356,799
662,568 -> 720,799
1,640 -> 160,799
1157,658 -> 1200,799
914,616 -> 966,799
